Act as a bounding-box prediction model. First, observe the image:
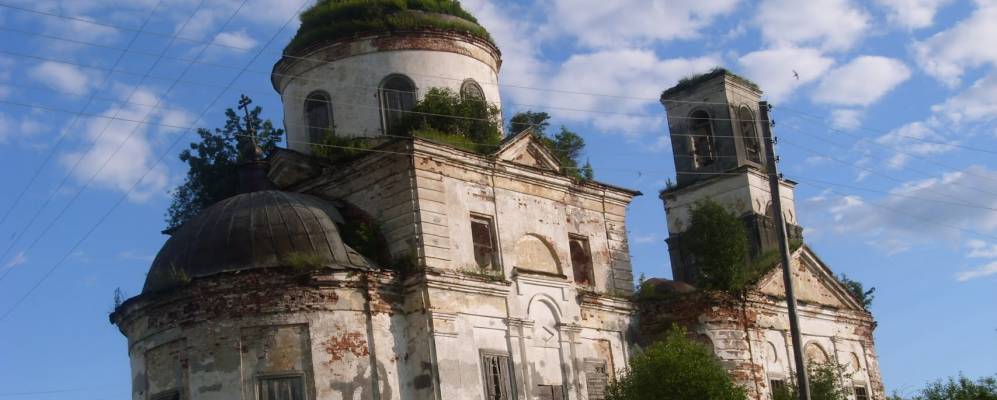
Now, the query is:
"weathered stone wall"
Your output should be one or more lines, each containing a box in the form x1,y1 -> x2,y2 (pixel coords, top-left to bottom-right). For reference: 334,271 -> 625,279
274,32 -> 502,152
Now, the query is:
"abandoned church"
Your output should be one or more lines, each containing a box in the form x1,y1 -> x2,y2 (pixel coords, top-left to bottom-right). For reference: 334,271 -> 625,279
109,2 -> 884,400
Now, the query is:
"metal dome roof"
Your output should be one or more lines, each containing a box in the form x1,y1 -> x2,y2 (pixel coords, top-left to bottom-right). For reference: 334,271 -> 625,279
143,190 -> 371,293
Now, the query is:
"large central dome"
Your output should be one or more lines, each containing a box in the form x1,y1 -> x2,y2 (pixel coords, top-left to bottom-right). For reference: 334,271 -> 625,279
143,190 -> 371,293
284,0 -> 494,56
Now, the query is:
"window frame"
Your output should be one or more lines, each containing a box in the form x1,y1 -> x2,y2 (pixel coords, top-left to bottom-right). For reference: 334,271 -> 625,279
151,390 -> 181,400
304,91 -> 333,144
737,105 -> 762,164
569,234 -> 594,287
688,109 -> 717,168
853,385 -> 869,400
470,213 -> 500,273
256,372 -> 307,400
480,350 -> 515,400
379,74 -> 417,135
461,79 -> 485,101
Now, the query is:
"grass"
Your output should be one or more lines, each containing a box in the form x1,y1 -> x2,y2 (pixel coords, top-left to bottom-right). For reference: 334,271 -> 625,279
286,0 -> 494,55
413,128 -> 498,154
285,251 -> 327,271
662,67 -> 761,96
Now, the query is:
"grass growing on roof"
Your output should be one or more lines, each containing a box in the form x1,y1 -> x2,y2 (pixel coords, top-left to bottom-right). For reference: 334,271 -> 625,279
286,0 -> 494,55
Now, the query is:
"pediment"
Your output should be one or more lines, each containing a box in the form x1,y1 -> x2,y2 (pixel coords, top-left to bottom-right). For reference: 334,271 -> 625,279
755,246 -> 865,310
494,129 -> 561,172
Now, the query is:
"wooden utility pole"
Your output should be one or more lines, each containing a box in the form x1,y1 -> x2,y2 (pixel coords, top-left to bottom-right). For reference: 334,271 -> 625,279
759,101 -> 811,400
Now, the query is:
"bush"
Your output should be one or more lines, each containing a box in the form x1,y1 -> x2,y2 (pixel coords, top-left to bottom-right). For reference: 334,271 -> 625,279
606,326 -> 747,400
774,361 -> 852,400
684,200 -> 750,291
911,373 -> 997,400
837,273 -> 876,309
311,130 -> 375,163
394,87 -> 502,153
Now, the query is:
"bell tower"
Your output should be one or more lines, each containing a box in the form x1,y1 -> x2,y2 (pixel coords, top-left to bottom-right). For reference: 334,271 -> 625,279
658,68 -> 802,283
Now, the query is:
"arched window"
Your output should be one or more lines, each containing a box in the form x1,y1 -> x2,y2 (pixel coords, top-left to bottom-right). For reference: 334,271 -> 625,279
739,106 -> 761,163
689,110 -> 717,167
379,74 -> 416,135
304,91 -> 332,143
461,79 -> 485,101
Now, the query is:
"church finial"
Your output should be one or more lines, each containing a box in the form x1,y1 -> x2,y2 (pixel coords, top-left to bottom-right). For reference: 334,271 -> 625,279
236,95 -> 274,193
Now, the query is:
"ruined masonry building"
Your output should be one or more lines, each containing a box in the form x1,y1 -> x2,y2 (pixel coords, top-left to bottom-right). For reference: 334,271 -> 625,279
112,3 -> 636,400
642,69 -> 884,400
110,3 -> 882,400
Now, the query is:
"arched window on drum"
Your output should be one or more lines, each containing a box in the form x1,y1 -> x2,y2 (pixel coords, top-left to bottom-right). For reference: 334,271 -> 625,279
379,74 -> 417,135
304,91 -> 332,143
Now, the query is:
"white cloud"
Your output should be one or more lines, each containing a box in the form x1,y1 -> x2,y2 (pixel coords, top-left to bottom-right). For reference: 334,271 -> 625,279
631,232 -> 661,245
966,239 -> 997,258
540,0 -> 740,48
813,56 -> 911,107
29,61 -> 91,94
875,0 -> 954,29
543,50 -> 718,135
809,167 -> 997,253
912,1 -> 997,86
737,46 -> 834,102
874,121 -> 953,169
756,0 -> 870,51
956,261 -> 997,282
58,87 -> 180,202
3,251 -> 27,270
830,109 -> 863,131
930,72 -> 997,125
213,30 -> 257,50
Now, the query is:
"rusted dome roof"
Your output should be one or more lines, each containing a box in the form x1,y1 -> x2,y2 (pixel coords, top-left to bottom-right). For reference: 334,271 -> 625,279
143,190 -> 370,293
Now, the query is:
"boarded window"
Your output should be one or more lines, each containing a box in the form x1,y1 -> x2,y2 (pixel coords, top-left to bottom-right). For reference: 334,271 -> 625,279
471,215 -> 499,271
738,106 -> 761,163
380,74 -> 416,135
258,375 -> 305,400
481,353 -> 513,400
536,385 -> 564,400
854,386 -> 869,400
585,361 -> 608,400
304,91 -> 332,143
689,110 -> 716,168
570,235 -> 593,286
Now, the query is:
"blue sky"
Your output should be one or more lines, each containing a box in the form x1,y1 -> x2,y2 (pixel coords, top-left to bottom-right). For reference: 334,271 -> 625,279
0,0 -> 995,398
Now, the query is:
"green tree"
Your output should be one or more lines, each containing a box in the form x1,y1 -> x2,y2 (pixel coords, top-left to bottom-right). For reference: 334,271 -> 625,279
165,95 -> 283,230
837,273 -> 876,309
773,361 -> 852,400
684,199 -> 750,291
394,87 -> 502,151
912,374 -> 997,400
509,111 -> 593,180
606,326 -> 746,400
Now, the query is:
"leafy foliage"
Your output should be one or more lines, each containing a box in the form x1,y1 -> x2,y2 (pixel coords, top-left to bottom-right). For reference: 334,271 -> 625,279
910,374 -> 997,400
287,0 -> 493,56
773,361 -> 853,400
684,200 -> 750,291
509,111 -> 593,180
837,273 -> 876,309
606,326 -> 746,400
394,87 -> 502,153
166,95 -> 283,230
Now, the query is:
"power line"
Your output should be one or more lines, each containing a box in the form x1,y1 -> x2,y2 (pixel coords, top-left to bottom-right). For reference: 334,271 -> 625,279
0,0 -> 166,234
0,0 -> 313,323
0,0 -> 217,282
0,2 -> 733,106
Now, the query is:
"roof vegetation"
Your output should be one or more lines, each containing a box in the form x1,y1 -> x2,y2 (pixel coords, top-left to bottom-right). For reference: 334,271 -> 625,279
285,0 -> 494,56
662,67 -> 761,97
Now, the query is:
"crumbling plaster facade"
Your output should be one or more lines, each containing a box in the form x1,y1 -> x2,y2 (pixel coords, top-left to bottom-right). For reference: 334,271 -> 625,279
639,247 -> 884,400
113,132 -> 640,400
273,31 -> 503,151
